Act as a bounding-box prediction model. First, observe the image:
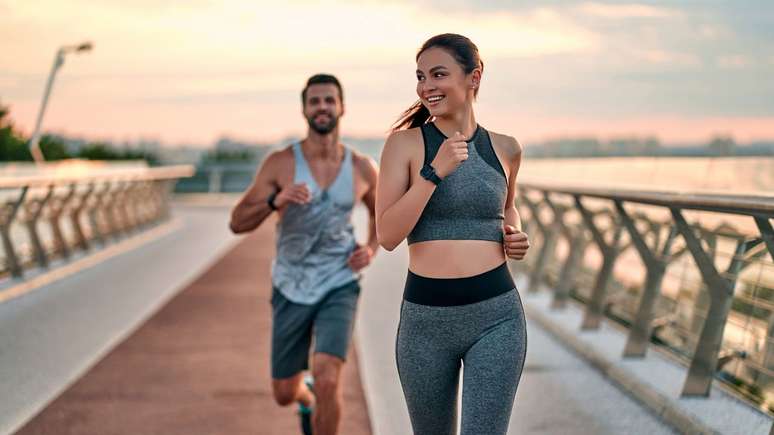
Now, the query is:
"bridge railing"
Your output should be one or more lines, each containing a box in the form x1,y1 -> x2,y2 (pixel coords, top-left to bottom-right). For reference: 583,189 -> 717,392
0,164 -> 194,279
515,177 -> 774,414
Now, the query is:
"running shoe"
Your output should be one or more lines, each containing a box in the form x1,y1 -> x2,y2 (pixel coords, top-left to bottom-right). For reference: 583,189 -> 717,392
299,374 -> 315,435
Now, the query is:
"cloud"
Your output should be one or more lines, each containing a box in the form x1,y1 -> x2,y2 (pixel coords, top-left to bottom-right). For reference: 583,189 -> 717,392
717,54 -> 751,69
696,24 -> 731,41
2,0 -> 774,143
635,50 -> 700,67
578,2 -> 679,19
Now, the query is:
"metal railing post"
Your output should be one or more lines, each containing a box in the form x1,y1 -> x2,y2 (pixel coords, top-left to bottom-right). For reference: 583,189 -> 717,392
22,186 -> 54,269
70,184 -> 94,251
576,196 -> 626,330
0,188 -> 29,278
544,194 -> 588,309
672,208 -> 758,396
615,201 -> 678,357
523,192 -> 557,293
47,185 -> 76,259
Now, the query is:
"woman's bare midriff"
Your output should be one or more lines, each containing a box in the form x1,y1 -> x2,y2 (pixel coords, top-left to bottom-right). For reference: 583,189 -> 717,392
408,239 -> 506,278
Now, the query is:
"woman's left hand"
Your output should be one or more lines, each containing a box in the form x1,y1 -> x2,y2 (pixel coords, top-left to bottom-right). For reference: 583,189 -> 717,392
504,225 -> 530,260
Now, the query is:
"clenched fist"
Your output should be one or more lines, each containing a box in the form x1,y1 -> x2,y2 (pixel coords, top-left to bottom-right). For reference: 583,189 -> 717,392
272,183 -> 312,209
504,225 -> 530,261
431,131 -> 469,179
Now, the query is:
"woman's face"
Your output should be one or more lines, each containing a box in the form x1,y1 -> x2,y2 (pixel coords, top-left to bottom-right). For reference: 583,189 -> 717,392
415,47 -> 476,118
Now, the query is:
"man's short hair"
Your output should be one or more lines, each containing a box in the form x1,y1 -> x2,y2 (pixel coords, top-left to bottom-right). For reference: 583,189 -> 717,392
301,74 -> 343,105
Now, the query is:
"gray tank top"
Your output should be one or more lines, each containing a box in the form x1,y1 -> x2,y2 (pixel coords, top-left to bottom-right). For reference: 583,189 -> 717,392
271,143 -> 358,304
407,122 -> 507,244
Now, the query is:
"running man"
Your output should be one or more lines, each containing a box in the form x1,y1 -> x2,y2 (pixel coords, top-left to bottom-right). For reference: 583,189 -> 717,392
229,73 -> 379,435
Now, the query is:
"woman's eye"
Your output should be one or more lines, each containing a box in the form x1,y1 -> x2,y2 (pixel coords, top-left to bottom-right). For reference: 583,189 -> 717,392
417,76 -> 425,81
434,73 -> 445,78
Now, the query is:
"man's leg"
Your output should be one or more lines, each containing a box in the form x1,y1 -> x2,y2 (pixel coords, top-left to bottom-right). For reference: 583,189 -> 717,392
311,352 -> 344,435
272,372 -> 315,408
270,287 -> 316,414
311,280 -> 361,435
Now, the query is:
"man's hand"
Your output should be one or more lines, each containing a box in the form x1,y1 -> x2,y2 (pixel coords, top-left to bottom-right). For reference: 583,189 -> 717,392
273,183 -> 312,209
504,225 -> 530,261
347,243 -> 374,272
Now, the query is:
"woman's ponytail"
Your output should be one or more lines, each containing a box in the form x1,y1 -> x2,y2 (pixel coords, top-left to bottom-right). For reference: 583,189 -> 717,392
391,100 -> 431,132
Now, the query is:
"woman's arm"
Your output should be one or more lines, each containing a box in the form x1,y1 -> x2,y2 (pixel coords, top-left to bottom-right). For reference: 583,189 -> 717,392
503,137 -> 523,231
501,136 -> 530,260
375,130 -> 436,251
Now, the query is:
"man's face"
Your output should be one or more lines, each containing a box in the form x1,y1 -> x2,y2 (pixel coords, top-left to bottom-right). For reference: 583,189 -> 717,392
303,83 -> 344,135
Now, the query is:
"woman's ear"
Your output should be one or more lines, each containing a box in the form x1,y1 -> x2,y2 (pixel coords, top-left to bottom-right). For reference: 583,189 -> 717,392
471,68 -> 482,90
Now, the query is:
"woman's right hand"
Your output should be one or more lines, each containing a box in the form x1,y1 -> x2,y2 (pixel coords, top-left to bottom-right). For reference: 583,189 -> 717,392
430,131 -> 469,178
273,183 -> 312,209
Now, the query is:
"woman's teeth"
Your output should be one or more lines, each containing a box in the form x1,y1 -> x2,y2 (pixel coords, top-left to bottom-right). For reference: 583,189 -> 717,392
427,95 -> 445,103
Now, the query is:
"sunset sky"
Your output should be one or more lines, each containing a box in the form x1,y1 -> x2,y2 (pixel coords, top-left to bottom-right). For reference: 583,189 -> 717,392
2,0 -> 774,146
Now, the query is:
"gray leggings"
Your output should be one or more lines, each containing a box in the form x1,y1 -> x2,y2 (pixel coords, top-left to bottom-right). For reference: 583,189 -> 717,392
395,289 -> 528,435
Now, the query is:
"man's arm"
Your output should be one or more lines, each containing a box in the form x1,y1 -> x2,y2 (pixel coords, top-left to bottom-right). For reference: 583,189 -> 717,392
347,152 -> 380,272
360,154 -> 380,255
229,151 -> 283,234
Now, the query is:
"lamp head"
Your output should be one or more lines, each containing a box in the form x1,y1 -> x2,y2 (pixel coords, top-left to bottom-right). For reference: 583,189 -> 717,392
75,42 -> 93,52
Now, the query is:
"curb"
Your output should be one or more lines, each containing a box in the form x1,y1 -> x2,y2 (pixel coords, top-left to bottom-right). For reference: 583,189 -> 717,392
523,303 -> 721,435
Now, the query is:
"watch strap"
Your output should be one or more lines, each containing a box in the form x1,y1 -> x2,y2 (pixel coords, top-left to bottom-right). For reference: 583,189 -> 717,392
421,164 -> 442,185
267,191 -> 279,210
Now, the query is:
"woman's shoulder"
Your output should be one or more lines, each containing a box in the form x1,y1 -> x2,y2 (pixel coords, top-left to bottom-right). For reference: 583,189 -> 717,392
382,127 -> 424,156
486,129 -> 523,160
387,126 -> 423,144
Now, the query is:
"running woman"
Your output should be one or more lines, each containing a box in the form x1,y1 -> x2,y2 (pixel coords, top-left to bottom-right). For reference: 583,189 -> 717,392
230,74 -> 379,435
375,34 -> 531,435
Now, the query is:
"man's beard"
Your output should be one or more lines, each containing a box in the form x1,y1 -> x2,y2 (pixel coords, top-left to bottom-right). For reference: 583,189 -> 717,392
307,111 -> 338,134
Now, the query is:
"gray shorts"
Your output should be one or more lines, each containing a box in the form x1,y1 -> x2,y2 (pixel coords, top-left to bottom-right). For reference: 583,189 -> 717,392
270,280 -> 361,379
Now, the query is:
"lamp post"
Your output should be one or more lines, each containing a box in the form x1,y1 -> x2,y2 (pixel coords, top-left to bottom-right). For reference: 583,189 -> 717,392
28,41 -> 93,164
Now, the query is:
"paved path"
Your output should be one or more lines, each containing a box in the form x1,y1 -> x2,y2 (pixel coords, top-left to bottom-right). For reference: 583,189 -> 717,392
10,206 -> 371,435
4,201 -> 723,434
1,205 -> 238,434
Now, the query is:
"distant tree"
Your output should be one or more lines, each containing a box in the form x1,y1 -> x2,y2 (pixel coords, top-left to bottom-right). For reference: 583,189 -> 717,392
76,142 -> 159,165
38,134 -> 70,160
0,102 -> 32,161
201,149 -> 255,163
119,148 -> 160,165
643,137 -> 661,154
707,135 -> 736,156
77,143 -> 118,160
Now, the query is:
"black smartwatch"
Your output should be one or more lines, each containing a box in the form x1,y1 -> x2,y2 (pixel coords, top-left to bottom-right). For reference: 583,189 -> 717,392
266,190 -> 279,211
420,163 -> 443,185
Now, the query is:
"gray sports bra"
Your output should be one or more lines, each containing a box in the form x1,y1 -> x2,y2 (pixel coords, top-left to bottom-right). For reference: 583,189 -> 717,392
407,122 -> 507,245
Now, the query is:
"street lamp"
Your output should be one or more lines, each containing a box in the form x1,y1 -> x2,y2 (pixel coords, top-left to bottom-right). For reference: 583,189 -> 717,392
28,41 -> 93,164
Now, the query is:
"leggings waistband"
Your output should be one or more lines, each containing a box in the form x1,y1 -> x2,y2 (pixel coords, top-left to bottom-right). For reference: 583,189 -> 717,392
404,262 -> 515,306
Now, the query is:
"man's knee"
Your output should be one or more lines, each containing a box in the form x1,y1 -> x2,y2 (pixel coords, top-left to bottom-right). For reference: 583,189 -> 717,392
272,376 -> 302,406
312,353 -> 343,397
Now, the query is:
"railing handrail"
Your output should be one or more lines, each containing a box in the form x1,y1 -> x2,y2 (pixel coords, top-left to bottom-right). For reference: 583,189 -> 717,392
0,165 -> 195,189
520,177 -> 774,217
